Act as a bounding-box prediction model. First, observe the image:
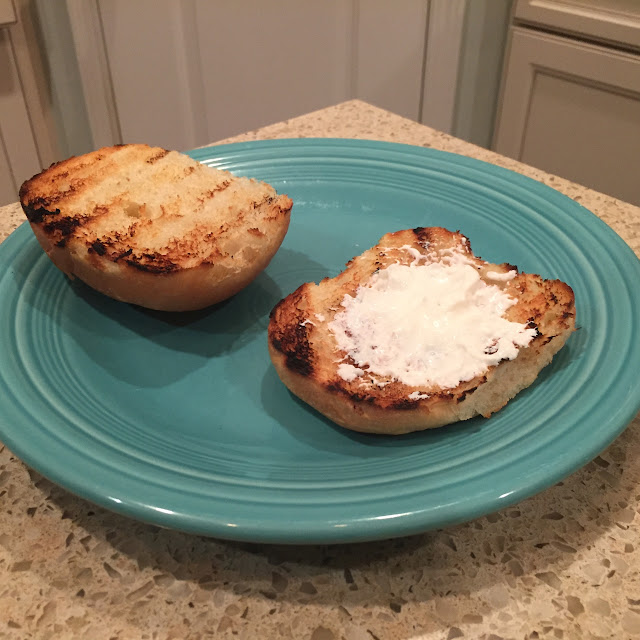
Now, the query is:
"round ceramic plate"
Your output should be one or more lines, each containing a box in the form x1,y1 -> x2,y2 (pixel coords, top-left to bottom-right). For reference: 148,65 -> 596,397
1,139 -> 639,543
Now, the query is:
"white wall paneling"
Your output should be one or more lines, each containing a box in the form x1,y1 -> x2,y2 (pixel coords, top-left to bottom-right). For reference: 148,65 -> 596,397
420,0 -> 466,133
354,0 -> 429,121
71,1 -> 435,151
66,0 -> 122,149
0,22 -> 42,205
64,1 -> 505,152
193,0 -> 356,144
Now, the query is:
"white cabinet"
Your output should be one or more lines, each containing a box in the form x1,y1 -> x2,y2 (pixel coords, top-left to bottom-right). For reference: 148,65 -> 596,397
493,1 -> 640,206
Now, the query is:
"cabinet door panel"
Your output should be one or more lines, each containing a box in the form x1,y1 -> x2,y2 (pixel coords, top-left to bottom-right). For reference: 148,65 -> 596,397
494,27 -> 640,205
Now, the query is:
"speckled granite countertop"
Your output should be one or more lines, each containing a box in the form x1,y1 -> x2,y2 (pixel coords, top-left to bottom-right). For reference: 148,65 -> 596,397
1,100 -> 639,640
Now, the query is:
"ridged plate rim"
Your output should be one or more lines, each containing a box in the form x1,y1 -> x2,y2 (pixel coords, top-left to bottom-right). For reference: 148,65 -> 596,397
0,138 -> 638,543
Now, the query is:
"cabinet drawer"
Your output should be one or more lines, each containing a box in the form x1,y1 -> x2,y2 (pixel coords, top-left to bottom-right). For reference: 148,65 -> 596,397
514,0 -> 640,50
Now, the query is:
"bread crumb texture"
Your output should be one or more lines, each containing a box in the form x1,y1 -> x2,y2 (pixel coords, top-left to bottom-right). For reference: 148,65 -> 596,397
20,144 -> 292,310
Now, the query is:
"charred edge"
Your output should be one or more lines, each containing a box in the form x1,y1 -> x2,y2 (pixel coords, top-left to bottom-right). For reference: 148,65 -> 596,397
43,216 -> 82,237
22,177 -> 87,212
146,149 -> 170,164
269,297 -> 287,320
21,200 -> 62,224
47,157 -> 75,171
251,195 -> 275,210
125,253 -> 179,274
271,328 -> 314,378
456,386 -> 478,404
412,227 -> 431,245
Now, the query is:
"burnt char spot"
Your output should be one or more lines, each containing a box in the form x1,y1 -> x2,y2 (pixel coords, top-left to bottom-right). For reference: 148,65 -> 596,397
527,319 -> 541,338
389,398 -> 418,411
542,334 -> 556,346
125,253 -> 179,274
43,216 -> 82,237
270,292 -> 315,377
146,149 -> 170,164
90,240 -> 107,256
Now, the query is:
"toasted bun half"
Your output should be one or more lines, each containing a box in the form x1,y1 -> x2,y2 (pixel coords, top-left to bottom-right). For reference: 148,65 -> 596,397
20,144 -> 293,311
268,227 -> 575,434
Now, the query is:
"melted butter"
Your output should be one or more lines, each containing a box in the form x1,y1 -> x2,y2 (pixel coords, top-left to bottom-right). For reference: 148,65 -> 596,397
329,258 -> 536,389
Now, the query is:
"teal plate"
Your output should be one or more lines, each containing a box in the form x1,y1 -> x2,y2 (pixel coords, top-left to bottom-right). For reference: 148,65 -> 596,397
1,139 -> 639,544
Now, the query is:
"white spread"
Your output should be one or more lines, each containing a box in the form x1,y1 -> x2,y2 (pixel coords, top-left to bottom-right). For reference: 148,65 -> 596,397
486,269 -> 517,282
329,254 -> 536,390
337,363 -> 364,382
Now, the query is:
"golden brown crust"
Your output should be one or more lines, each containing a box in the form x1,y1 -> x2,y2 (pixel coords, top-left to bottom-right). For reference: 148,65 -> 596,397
20,144 -> 293,311
268,227 -> 576,434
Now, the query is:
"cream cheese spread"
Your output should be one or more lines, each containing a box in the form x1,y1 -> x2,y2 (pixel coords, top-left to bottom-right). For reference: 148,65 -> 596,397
486,269 -> 517,282
329,256 -> 536,389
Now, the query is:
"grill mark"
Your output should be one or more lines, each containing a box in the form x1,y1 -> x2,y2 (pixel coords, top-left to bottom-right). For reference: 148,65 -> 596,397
205,180 -> 232,198
90,240 -> 107,256
21,201 -> 59,224
43,216 -> 82,237
114,248 -> 133,262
